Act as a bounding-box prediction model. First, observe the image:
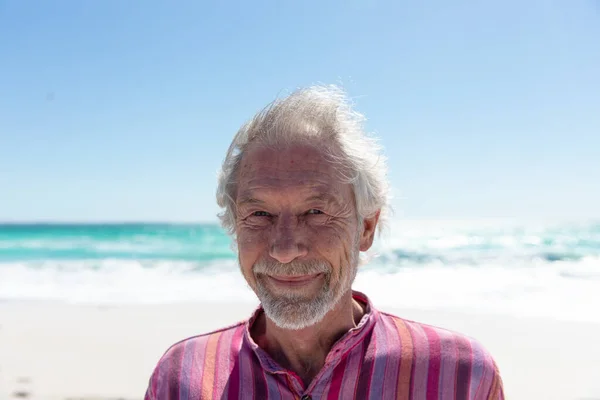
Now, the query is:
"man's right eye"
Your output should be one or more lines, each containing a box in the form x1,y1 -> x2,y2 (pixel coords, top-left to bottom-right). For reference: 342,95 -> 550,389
252,211 -> 271,217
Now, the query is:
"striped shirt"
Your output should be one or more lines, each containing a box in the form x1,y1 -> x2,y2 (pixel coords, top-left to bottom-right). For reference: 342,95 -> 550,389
144,291 -> 504,400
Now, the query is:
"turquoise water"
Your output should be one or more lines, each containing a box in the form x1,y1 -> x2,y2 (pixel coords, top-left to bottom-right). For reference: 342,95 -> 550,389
0,224 -> 234,262
2,222 -> 598,263
1,221 -> 599,322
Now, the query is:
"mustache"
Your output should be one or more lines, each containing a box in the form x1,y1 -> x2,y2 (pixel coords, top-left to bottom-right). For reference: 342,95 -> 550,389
253,259 -> 331,276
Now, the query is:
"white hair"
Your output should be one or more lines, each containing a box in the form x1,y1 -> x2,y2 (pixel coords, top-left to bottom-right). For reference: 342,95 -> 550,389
216,84 -> 390,237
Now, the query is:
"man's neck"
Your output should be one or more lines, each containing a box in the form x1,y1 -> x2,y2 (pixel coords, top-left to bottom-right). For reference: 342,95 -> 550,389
251,291 -> 365,386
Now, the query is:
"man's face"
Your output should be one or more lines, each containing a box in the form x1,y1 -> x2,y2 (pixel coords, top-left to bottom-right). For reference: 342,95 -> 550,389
234,143 -> 372,329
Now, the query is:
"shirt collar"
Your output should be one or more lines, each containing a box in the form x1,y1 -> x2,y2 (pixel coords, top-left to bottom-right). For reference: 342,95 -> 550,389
243,290 -> 379,374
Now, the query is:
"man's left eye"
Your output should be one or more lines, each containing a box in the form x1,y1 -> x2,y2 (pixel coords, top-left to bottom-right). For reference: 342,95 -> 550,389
252,211 -> 271,217
306,209 -> 324,215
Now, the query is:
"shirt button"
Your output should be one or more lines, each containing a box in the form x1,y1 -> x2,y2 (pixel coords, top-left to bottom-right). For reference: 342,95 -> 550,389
301,395 -> 312,400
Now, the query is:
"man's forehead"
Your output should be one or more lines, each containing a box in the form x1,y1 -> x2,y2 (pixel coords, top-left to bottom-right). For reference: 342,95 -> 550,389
236,185 -> 347,205
235,143 -> 353,204
239,143 -> 333,174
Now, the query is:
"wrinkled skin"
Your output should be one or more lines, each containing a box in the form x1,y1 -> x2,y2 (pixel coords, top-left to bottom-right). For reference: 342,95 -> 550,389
233,142 -> 380,384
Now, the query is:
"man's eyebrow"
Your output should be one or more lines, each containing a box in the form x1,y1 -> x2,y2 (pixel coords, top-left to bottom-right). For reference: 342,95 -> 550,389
236,194 -> 265,206
236,191 -> 342,206
304,192 -> 343,206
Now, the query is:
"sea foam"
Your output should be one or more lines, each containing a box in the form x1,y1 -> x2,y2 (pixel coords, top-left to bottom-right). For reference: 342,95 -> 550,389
1,221 -> 598,322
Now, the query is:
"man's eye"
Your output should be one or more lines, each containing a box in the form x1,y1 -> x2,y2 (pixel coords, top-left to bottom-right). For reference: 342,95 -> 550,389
306,209 -> 324,215
252,211 -> 271,217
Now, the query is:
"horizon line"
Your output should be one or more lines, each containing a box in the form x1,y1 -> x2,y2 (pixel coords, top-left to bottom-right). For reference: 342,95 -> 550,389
0,216 -> 598,226
0,220 -> 220,225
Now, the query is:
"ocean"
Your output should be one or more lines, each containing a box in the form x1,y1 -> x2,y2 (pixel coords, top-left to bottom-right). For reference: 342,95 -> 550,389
1,221 -> 599,323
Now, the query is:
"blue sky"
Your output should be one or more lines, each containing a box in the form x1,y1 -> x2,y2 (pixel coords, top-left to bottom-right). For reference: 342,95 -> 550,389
1,1 -> 599,222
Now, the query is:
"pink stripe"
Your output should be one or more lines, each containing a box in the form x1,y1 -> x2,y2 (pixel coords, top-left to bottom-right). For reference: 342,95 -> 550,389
211,326 -> 235,398
185,339 -> 208,399
157,343 -> 186,399
339,341 -> 365,399
406,322 -> 430,399
177,342 -> 187,398
436,328 -> 457,400
327,354 -> 349,399
422,326 -> 442,400
225,326 -> 245,398
149,368 -> 158,399
380,317 -> 401,398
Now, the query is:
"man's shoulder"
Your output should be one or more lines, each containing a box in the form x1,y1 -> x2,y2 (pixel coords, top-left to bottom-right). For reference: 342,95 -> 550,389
150,320 -> 246,377
378,311 -> 504,399
381,311 -> 489,348
157,320 -> 246,363
379,311 -> 501,371
145,321 -> 247,400
145,321 -> 247,399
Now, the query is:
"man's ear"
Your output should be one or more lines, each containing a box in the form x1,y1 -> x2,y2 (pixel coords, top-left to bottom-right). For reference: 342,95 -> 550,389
359,210 -> 380,252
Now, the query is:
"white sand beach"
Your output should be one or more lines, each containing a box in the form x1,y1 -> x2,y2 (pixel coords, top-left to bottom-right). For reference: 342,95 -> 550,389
1,301 -> 599,400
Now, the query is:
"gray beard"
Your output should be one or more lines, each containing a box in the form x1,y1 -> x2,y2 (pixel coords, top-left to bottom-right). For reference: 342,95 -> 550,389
251,250 -> 359,330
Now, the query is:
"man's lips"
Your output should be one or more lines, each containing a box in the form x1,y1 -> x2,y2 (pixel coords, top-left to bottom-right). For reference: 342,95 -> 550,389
268,273 -> 323,285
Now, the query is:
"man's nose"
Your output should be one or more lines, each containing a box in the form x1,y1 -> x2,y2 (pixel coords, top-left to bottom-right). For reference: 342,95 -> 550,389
269,217 -> 308,264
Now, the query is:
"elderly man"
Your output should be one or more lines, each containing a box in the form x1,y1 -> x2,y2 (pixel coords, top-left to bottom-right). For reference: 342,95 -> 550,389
144,86 -> 504,399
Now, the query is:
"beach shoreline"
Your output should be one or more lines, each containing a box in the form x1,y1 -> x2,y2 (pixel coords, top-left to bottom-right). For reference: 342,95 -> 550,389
1,301 -> 599,400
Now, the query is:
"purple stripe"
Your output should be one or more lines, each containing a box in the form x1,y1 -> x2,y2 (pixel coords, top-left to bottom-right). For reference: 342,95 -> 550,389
312,360 -> 334,399
319,378 -> 333,399
355,328 -> 376,399
253,361 -> 269,399
155,356 -> 170,399
436,329 -> 457,400
179,339 -> 198,400
275,376 -> 287,400
407,322 -> 430,399
468,338 -> 486,398
368,319 -> 389,398
339,341 -> 365,399
166,344 -> 185,400
454,333 -> 472,400
239,338 -> 255,400
155,352 -> 171,399
265,371 -> 283,400
273,376 -> 291,400
326,353 -> 349,400
477,344 -> 499,399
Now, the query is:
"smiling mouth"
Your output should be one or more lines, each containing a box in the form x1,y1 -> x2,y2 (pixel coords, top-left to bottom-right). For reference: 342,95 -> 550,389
268,273 -> 323,286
